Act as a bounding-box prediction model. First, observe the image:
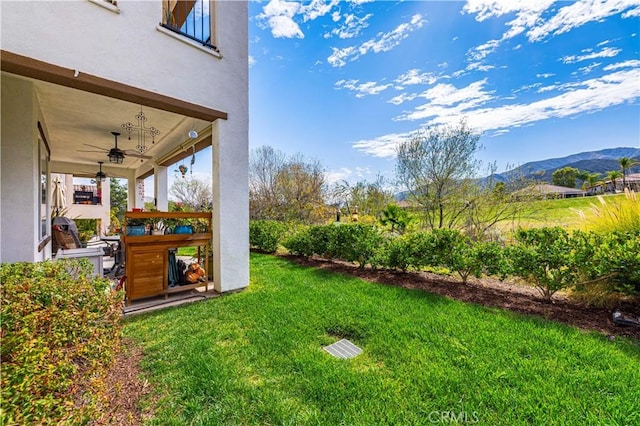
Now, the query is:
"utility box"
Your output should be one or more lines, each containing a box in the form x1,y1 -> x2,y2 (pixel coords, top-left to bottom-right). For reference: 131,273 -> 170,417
55,247 -> 104,277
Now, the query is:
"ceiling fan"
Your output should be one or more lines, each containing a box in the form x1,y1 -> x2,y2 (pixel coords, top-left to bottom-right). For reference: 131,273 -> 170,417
79,131 -> 152,163
79,161 -> 109,182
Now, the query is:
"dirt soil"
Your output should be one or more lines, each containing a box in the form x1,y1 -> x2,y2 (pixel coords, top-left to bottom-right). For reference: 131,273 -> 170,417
93,339 -> 153,426
284,254 -> 640,340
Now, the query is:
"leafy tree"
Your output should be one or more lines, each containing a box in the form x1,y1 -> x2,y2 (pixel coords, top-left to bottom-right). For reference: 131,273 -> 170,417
618,157 -> 639,189
395,119 -> 482,230
169,177 -> 212,211
380,204 -> 411,234
249,146 -> 330,223
606,170 -> 622,192
332,175 -> 395,220
275,156 -> 328,223
109,178 -> 128,223
582,172 -> 602,192
551,167 -> 579,188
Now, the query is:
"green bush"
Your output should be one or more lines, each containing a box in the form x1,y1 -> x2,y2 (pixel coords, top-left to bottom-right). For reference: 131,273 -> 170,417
508,227 -> 582,301
593,230 -> 640,295
0,259 -> 123,425
328,224 -> 385,269
475,241 -> 510,279
249,220 -> 288,253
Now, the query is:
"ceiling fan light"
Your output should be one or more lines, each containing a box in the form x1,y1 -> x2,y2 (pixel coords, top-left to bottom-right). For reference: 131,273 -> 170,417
108,150 -> 124,164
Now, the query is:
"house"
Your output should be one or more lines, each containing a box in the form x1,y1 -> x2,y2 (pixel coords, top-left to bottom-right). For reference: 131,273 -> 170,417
516,183 -> 587,199
1,0 -> 249,293
589,173 -> 640,194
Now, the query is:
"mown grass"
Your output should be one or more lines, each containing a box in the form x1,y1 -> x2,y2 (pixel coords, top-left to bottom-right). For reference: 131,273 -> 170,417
501,193 -> 629,232
124,254 -> 640,425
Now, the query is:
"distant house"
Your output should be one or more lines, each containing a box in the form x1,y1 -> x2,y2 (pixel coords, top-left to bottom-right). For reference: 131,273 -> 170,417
517,184 -> 587,199
589,173 -> 640,194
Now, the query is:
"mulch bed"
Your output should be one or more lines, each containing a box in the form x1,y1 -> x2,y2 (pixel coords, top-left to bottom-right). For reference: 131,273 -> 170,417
282,254 -> 640,340
94,339 -> 153,426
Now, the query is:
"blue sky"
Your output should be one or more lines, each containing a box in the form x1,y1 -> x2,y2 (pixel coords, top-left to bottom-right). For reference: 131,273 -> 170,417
248,0 -> 640,184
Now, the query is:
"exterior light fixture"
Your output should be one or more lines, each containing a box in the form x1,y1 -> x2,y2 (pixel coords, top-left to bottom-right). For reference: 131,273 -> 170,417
108,132 -> 125,164
96,161 -> 107,182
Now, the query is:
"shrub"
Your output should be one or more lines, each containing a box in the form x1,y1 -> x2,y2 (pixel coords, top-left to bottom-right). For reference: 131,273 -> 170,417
508,227 -> 582,301
283,225 -> 314,258
475,241 -> 510,279
0,259 -> 123,425
593,230 -> 640,295
329,224 -> 385,269
249,220 -> 288,253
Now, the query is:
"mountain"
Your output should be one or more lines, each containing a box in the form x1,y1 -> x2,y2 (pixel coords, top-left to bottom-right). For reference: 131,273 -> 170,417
394,147 -> 640,199
489,147 -> 640,184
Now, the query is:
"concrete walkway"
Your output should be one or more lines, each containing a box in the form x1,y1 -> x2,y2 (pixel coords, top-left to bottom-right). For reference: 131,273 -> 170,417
122,285 -> 219,317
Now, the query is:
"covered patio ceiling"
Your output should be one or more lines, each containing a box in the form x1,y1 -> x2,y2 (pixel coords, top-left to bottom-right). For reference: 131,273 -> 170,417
1,50 -> 226,180
17,73 -> 210,178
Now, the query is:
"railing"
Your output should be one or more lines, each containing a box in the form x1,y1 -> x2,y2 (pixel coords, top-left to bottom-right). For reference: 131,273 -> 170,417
161,0 -> 218,51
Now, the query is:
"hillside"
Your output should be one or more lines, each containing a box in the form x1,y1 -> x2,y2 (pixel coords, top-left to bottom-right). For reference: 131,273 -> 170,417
490,147 -> 640,184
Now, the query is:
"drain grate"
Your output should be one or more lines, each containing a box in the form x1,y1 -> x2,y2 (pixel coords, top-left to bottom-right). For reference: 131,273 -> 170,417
323,339 -> 362,359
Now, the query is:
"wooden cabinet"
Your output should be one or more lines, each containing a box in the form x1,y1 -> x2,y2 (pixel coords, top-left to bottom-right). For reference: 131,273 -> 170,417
123,212 -> 212,305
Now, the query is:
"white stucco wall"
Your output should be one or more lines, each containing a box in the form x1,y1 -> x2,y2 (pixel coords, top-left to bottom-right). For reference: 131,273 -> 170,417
1,1 -> 247,115
1,77 -> 41,262
1,1 -> 249,291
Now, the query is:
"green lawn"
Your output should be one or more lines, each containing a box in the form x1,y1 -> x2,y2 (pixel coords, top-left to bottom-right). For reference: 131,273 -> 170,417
124,253 -> 640,425
500,193 -> 627,232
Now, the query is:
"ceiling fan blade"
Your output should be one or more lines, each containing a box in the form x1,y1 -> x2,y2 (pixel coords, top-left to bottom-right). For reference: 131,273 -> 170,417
123,150 -> 153,159
78,149 -> 106,153
83,143 -> 108,151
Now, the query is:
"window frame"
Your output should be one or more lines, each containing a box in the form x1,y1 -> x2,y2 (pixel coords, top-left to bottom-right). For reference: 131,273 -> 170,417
160,0 -> 218,52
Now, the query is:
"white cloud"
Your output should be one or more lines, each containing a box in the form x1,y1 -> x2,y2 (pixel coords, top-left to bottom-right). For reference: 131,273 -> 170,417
574,62 -> 602,75
394,69 -> 438,87
355,67 -> 640,158
326,167 -> 355,184
328,14 -> 426,67
463,0 -> 555,61
335,79 -> 392,97
561,46 -> 621,63
327,12 -> 373,39
536,73 -> 555,78
328,46 -> 357,67
249,55 -> 256,67
603,59 -> 640,70
395,79 -> 494,121
462,0 -> 638,64
388,92 -> 419,106
258,0 -> 304,38
352,131 -> 415,158
527,0 -> 640,42
301,0 -> 340,22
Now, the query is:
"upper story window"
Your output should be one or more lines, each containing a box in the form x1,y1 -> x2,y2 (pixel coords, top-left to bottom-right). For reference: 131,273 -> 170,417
162,0 -> 217,51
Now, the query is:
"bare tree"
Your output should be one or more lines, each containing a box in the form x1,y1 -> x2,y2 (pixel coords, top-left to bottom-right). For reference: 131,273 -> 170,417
249,146 -> 330,223
395,119 -> 482,230
169,177 -> 212,211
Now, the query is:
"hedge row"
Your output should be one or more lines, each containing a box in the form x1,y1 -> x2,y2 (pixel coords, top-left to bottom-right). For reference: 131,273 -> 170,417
249,220 -> 640,301
0,259 -> 123,425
